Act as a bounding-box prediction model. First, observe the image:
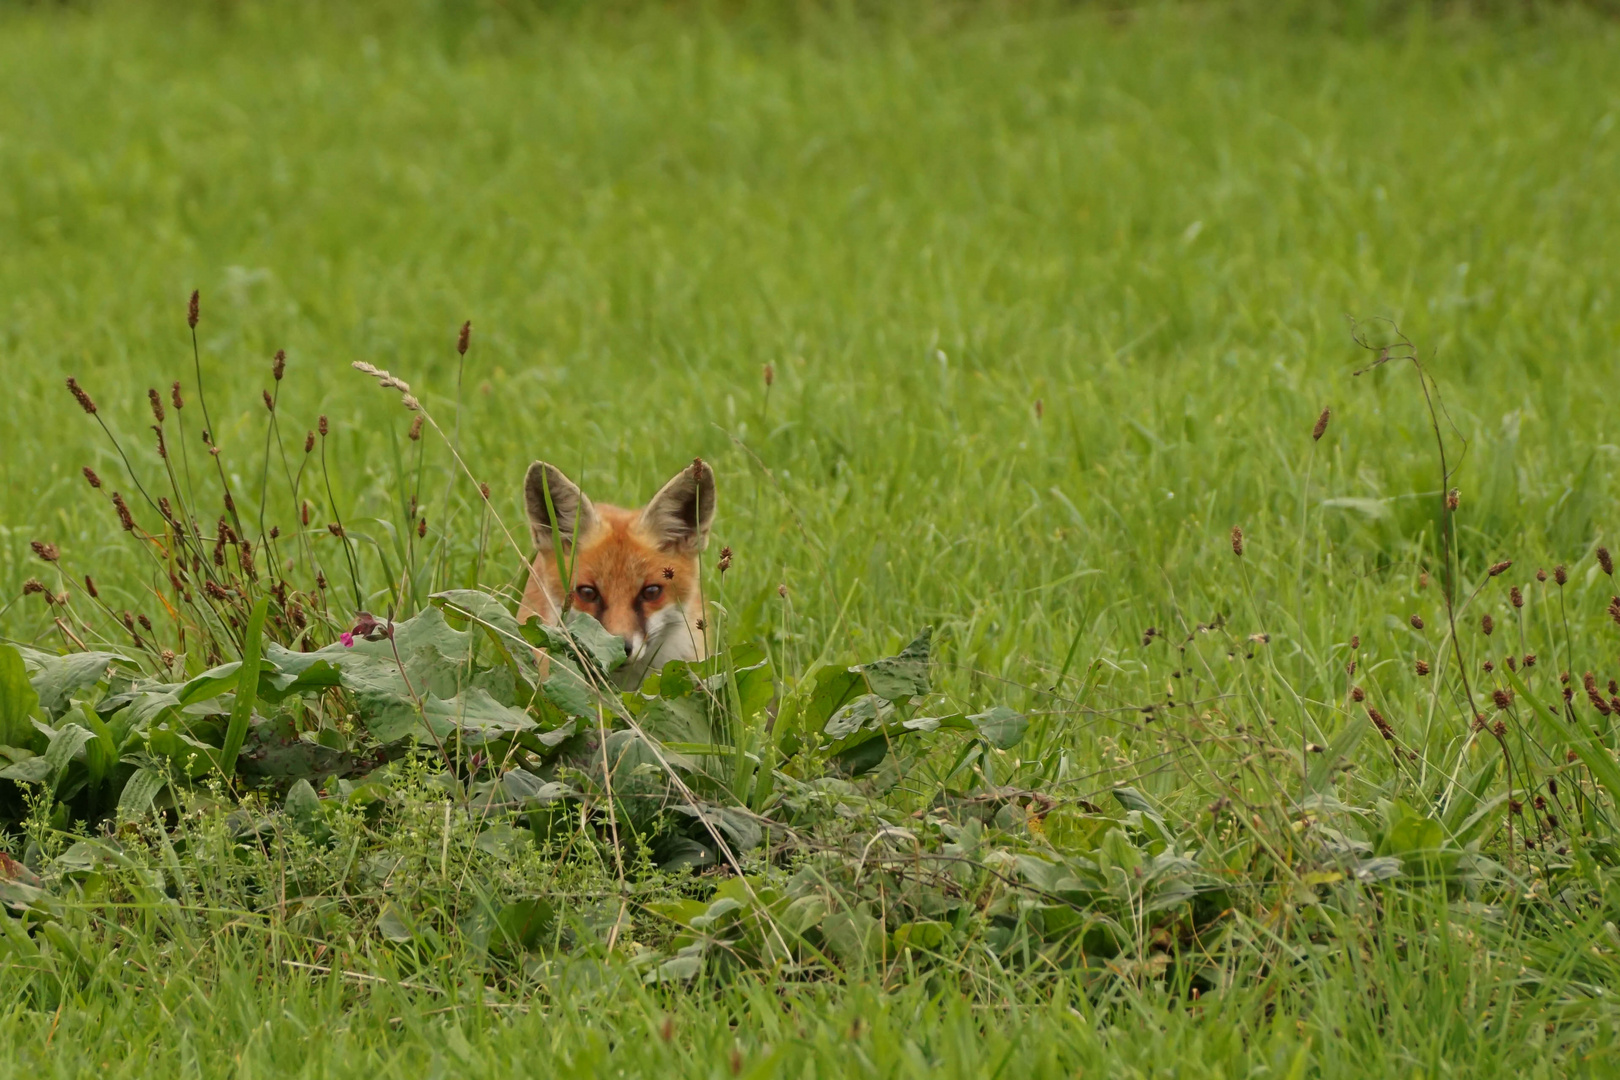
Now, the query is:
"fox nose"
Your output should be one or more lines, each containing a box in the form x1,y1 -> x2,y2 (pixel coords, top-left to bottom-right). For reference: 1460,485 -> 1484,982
623,638 -> 635,658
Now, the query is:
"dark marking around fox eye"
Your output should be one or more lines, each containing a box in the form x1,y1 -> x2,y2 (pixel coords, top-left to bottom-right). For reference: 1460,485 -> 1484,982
575,584 -> 599,604
640,584 -> 663,602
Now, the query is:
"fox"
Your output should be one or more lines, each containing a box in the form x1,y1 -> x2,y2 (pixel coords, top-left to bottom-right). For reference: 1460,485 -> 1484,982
516,459 -> 715,688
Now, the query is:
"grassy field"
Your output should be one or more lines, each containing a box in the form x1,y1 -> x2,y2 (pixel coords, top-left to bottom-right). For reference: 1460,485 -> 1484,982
3,1 -> 1620,1076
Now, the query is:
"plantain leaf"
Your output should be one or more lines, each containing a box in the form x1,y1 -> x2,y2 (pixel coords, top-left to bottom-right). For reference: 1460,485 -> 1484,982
0,645 -> 40,748
856,627 -> 932,701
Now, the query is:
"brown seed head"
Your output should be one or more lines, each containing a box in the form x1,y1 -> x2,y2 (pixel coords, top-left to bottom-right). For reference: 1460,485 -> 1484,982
111,492 -> 135,532
1508,798 -> 1523,816
1346,660 -> 1356,675
1367,707 -> 1393,740
1488,560 -> 1512,577
457,320 -> 471,356
304,431 -> 315,454
187,290 -> 200,329
763,362 -> 775,388
316,571 -> 328,591
22,579 -> 46,597
1506,655 -> 1518,672
479,482 -> 491,501
1230,526 -> 1244,557
1523,653 -> 1536,668
1471,713 -> 1486,732
1351,686 -> 1366,703
328,522 -> 345,539
318,415 -> 329,437
408,414 -> 424,441
691,457 -> 708,483
1510,586 -> 1523,609
718,546 -> 733,573
1493,688 -> 1513,710
1311,406 -> 1330,441
147,387 -> 165,424
1493,720 -> 1507,738
1483,659 -> 1494,673
83,575 -> 98,599
1555,564 -> 1568,586
273,349 -> 286,381
1600,547 -> 1615,576
82,466 -> 102,489
1034,398 -> 1044,420
30,540 -> 59,563
1608,595 -> 1620,628
152,425 -> 167,459
778,583 -> 788,598
660,1017 -> 674,1043
1415,659 -> 1430,676
1446,488 -> 1460,511
1410,614 -> 1424,631
1481,613 -> 1494,636
66,377 -> 98,415
1536,568 -> 1548,583
1585,673 -> 1611,716
269,525 -> 280,540
417,517 -> 426,539
301,501 -> 311,526
263,389 -> 275,412
137,613 -> 152,632
171,380 -> 184,410
1349,635 -> 1360,650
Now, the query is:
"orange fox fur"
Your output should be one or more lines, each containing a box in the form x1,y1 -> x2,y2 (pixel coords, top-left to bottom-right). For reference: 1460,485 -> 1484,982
517,460 -> 714,688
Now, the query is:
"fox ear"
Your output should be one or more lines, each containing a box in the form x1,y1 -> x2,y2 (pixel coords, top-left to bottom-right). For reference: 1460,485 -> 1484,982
639,459 -> 716,553
524,462 -> 596,550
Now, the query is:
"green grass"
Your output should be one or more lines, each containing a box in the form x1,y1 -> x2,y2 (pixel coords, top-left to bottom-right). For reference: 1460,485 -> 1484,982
4,1 -> 1620,1075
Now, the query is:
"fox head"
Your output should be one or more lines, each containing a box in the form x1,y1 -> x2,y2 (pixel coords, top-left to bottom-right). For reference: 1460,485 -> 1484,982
517,459 -> 715,685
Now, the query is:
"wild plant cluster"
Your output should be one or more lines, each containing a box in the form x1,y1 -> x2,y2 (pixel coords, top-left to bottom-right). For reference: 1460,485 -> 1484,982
3,304 -> 1620,1016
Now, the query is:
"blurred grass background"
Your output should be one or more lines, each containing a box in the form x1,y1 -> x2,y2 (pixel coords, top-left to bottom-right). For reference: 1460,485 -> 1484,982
1,0 -> 1616,693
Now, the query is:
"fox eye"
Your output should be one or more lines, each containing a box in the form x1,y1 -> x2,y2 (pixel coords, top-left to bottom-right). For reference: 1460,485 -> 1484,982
575,584 -> 599,604
639,584 -> 663,603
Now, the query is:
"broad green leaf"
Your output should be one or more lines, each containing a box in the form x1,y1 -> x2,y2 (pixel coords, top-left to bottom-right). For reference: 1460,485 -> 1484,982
0,756 -> 52,783
362,688 -> 536,745
520,611 -> 626,675
541,662 -> 602,719
16,648 -> 128,716
116,768 -> 167,821
284,778 -> 330,842
970,706 -> 1028,749
822,908 -> 883,966
44,723 -> 96,785
0,645 -> 40,747
801,669 -> 866,734
823,694 -> 886,738
892,920 -> 951,951
491,899 -> 556,955
856,627 -> 932,701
